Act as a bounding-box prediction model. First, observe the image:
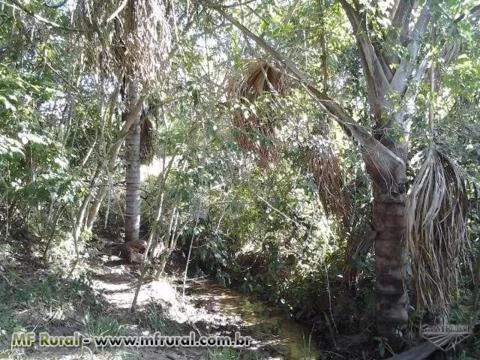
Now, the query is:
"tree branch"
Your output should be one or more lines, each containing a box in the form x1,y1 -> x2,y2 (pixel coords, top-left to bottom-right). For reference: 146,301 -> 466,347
390,2 -> 431,94
3,0 -> 78,32
440,4 -> 480,66
43,0 -> 67,9
106,0 -> 128,23
406,2 -> 480,91
454,4 -> 480,24
339,0 -> 393,117
108,98 -> 145,164
206,0 -> 355,125
390,0 -> 415,46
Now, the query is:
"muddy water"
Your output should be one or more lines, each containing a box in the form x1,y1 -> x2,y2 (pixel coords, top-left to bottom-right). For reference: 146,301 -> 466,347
186,279 -> 320,360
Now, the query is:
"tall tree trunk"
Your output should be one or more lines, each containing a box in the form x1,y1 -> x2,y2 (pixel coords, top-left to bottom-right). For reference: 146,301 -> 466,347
123,0 -> 142,244
125,92 -> 142,243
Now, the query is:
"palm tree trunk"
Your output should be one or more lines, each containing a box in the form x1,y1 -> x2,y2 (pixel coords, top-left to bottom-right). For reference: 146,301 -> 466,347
125,109 -> 141,243
363,134 -> 409,340
373,183 -> 408,338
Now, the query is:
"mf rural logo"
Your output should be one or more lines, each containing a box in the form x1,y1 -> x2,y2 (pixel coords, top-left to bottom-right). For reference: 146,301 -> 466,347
420,323 -> 472,351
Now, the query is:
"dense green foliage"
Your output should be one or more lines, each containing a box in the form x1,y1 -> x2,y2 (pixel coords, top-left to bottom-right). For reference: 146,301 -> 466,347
1,1 -> 480,359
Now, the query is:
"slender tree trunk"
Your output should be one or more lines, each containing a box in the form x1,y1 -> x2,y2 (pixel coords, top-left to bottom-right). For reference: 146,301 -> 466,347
85,184 -> 107,232
123,0 -> 142,244
84,101 -> 143,233
125,83 -> 142,243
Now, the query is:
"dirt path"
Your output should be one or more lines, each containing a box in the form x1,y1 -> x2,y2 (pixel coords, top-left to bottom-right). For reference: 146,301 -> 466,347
4,243 -> 319,359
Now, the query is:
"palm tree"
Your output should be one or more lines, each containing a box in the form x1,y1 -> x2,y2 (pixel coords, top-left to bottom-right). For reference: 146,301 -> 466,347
211,0 -> 475,340
74,0 -> 171,244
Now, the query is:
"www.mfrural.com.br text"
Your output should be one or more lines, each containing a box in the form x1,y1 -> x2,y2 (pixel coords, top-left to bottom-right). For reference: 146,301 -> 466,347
11,331 -> 253,348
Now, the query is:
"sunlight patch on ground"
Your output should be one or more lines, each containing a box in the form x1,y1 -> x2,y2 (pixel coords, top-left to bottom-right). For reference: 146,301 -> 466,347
93,274 -> 178,310
142,279 -> 178,304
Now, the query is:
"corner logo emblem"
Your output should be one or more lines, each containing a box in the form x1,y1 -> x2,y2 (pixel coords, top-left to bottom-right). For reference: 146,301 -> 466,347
420,324 -> 472,351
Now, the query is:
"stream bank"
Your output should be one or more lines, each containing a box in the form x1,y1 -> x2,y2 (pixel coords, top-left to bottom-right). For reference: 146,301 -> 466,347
182,278 -> 320,359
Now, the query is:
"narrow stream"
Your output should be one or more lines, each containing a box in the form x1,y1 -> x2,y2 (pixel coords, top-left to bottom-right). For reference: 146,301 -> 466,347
185,279 -> 320,359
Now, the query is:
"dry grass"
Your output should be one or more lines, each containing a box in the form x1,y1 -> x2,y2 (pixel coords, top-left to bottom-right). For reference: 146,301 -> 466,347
406,148 -> 469,311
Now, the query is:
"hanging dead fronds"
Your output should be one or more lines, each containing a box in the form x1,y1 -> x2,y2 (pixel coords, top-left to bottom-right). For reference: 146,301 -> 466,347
304,135 -> 349,218
140,111 -> 154,164
344,225 -> 374,287
406,148 -> 468,311
232,112 -> 278,168
233,60 -> 287,100
230,61 -> 286,167
73,0 -> 171,86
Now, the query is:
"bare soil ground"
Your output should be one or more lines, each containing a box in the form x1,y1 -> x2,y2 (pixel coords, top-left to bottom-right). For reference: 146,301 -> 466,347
0,235 -> 316,360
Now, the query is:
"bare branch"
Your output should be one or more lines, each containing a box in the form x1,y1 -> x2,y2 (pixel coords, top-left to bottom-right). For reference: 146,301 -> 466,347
454,4 -> 480,24
3,0 -> 78,32
106,0 -> 128,23
390,2 -> 431,94
43,0 -> 67,8
108,97 -> 145,164
390,0 -> 415,46
339,1 -> 393,116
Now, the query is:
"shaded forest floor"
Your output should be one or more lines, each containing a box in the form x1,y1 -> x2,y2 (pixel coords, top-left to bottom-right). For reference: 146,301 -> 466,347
0,233 -> 318,360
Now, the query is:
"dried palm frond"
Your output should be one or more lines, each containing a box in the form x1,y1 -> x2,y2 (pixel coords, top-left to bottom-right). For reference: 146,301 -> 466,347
232,111 -> 278,167
230,61 -> 286,167
406,147 -> 468,311
232,60 -> 286,100
73,0 -> 171,86
304,135 -> 349,218
140,112 -> 154,164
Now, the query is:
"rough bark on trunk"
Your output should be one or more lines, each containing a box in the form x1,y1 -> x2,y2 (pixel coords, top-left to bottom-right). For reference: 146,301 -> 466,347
125,116 -> 141,243
373,184 -> 408,336
365,136 -> 409,340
